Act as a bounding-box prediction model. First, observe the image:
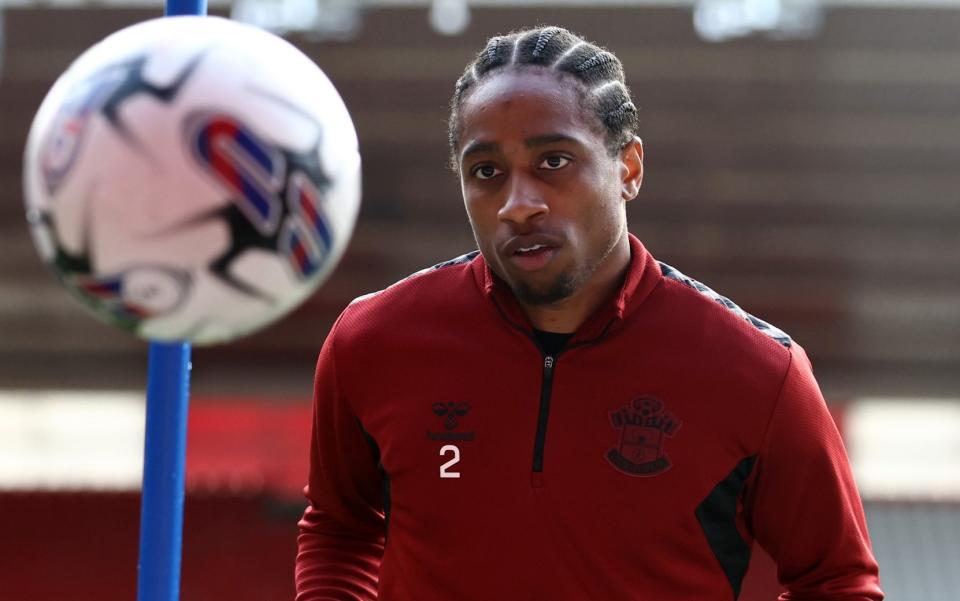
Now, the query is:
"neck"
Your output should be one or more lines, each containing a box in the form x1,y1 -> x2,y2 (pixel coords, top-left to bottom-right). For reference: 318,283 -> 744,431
521,234 -> 631,334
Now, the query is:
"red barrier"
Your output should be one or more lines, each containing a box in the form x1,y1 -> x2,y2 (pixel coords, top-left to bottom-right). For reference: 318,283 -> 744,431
185,399 -> 311,500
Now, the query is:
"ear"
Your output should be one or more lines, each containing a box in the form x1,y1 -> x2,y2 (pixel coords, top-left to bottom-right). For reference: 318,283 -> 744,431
618,136 -> 643,202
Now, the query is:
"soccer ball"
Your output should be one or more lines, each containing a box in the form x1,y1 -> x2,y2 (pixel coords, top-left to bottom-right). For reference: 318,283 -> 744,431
23,16 -> 361,345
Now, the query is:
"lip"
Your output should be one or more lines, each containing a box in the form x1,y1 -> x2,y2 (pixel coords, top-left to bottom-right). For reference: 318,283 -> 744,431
501,233 -> 562,272
502,233 -> 562,256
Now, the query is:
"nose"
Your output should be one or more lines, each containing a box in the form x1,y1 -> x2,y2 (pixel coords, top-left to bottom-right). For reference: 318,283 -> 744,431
497,172 -> 548,229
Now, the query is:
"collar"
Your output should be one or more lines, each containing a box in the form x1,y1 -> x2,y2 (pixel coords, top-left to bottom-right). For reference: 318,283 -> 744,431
470,233 -> 662,345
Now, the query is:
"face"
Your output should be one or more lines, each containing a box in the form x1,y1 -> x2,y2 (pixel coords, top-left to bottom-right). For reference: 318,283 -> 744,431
456,68 -> 643,306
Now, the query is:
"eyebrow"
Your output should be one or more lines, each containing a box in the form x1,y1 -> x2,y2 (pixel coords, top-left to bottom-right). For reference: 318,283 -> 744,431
460,133 -> 582,163
525,133 -> 580,148
460,140 -> 498,162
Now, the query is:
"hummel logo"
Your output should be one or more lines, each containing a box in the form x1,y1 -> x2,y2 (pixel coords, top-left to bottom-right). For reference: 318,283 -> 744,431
428,402 -> 475,442
433,402 -> 470,430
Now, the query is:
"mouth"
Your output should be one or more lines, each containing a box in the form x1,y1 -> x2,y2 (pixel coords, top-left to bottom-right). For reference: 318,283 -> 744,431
502,235 -> 561,272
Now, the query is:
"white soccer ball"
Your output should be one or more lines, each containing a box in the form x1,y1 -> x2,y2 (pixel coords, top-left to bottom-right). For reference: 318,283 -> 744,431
23,16 -> 361,345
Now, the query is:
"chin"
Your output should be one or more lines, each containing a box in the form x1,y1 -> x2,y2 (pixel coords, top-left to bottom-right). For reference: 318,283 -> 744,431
511,273 -> 577,306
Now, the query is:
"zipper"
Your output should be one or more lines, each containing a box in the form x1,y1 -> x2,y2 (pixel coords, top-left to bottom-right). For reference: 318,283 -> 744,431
531,354 -> 556,487
489,293 -> 618,488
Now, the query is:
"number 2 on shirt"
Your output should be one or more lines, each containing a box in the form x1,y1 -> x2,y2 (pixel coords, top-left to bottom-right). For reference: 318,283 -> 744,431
439,445 -> 461,478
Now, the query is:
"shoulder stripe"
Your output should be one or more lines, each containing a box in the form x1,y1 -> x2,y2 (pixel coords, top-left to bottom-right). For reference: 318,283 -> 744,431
350,251 -> 479,305
659,262 -> 792,348
422,250 -> 480,273
405,250 -> 479,279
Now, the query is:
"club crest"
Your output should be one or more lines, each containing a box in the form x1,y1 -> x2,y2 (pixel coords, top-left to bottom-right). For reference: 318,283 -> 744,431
606,396 -> 681,477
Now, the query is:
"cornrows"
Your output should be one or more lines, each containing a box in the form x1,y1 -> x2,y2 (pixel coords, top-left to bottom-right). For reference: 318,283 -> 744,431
531,28 -> 556,58
447,26 -> 639,171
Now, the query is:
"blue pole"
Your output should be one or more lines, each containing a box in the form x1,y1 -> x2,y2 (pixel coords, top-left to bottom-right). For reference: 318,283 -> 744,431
137,5 -> 206,601
138,341 -> 192,601
165,0 -> 208,17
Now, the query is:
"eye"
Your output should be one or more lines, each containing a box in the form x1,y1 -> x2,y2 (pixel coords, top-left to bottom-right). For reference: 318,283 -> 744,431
539,155 -> 571,170
470,164 -> 502,180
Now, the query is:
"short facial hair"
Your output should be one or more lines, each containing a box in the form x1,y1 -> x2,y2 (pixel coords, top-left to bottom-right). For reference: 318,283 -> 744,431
508,225 -> 624,307
511,272 -> 578,306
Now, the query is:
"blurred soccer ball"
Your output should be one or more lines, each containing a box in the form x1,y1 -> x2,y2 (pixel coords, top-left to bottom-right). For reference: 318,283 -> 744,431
23,16 -> 361,345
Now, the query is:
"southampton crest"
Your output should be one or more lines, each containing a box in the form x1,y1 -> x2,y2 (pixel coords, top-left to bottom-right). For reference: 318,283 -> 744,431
606,396 -> 681,476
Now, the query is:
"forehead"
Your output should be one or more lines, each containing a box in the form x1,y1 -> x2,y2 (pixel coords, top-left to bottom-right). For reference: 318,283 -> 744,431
458,67 -> 601,150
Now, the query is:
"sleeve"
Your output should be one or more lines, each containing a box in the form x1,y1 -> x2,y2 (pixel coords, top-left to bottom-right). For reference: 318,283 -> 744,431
295,321 -> 386,601
745,345 -> 884,601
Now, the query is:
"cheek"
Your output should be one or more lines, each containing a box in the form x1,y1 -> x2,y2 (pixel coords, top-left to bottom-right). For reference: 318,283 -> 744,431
573,174 -> 622,244
463,197 -> 496,242
463,194 -> 484,219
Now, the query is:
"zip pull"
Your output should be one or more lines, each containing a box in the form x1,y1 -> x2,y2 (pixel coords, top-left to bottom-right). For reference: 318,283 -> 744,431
544,355 -> 554,371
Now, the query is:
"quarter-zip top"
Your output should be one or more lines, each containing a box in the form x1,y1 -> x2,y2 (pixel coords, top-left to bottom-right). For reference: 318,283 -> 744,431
298,234 -> 883,601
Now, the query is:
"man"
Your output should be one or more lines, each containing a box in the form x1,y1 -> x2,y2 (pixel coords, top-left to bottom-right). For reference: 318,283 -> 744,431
296,26 -> 883,601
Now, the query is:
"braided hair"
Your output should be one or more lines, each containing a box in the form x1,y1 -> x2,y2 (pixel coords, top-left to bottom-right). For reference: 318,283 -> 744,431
448,26 -> 639,171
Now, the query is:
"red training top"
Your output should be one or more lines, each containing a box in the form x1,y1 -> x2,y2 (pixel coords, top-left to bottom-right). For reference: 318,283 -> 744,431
296,235 -> 883,601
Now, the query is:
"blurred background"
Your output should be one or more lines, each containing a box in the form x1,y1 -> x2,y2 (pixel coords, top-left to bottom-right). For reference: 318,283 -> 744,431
0,0 -> 958,599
